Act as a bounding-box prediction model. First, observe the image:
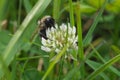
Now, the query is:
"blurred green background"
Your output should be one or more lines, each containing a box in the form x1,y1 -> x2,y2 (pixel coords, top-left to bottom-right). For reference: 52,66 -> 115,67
0,0 -> 120,80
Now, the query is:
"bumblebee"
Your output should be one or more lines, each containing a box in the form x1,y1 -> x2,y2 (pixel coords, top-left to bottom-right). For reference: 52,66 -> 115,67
30,16 -> 55,41
38,16 -> 55,39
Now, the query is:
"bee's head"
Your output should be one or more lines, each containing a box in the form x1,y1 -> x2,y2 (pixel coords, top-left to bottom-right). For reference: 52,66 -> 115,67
38,16 -> 55,39
38,16 -> 55,30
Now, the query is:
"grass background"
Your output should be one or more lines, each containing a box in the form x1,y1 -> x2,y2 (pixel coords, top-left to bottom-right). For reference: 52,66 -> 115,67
0,0 -> 120,80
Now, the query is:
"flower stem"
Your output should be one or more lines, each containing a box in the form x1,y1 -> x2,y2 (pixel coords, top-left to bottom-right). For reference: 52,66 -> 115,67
42,44 -> 69,80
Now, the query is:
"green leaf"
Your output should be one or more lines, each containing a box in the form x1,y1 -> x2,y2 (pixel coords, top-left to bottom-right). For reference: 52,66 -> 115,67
86,0 -> 120,14
61,2 -> 97,15
85,0 -> 105,8
78,3 -> 97,14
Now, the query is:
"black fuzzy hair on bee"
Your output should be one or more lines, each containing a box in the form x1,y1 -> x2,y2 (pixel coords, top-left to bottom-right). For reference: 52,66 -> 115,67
38,16 -> 55,39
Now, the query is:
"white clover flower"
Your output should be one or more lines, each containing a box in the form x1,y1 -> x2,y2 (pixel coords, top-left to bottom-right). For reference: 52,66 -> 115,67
41,23 -> 78,59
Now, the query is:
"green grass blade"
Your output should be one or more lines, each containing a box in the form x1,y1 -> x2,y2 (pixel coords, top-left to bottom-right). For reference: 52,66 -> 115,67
75,0 -> 84,63
53,0 -> 61,22
86,53 -> 120,80
86,60 -> 110,80
75,1 -> 84,79
0,0 -> 52,78
83,0 -> 108,46
90,44 -> 120,76
69,0 -> 74,26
